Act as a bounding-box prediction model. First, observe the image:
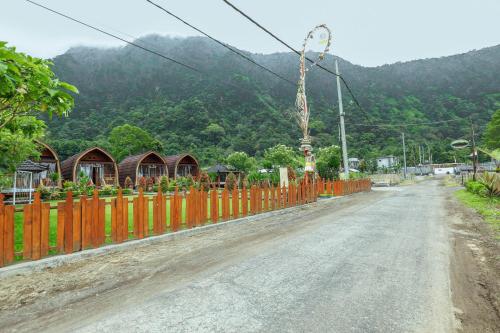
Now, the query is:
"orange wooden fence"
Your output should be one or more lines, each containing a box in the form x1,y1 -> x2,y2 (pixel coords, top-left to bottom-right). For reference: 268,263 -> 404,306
0,179 -> 370,268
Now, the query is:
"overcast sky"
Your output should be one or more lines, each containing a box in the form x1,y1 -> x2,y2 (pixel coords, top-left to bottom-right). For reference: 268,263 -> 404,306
2,0 -> 499,67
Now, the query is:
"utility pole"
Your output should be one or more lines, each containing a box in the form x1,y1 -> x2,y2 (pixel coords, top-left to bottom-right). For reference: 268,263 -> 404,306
335,59 -> 349,179
470,117 -> 477,181
402,132 -> 407,179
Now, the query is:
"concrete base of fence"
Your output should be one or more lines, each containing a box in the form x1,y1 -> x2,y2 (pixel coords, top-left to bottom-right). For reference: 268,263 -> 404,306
0,196 -> 348,279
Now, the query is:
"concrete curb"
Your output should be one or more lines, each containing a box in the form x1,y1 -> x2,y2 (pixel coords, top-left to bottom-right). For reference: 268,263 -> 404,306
0,196 -> 344,278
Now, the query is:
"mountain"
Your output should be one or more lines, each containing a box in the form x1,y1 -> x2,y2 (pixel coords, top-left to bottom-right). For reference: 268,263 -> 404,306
44,35 -> 500,165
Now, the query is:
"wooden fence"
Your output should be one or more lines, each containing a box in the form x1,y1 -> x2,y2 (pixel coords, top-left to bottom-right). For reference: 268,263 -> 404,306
0,179 -> 370,267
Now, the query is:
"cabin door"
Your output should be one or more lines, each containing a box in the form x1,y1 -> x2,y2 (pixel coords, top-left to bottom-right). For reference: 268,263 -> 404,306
91,165 -> 104,186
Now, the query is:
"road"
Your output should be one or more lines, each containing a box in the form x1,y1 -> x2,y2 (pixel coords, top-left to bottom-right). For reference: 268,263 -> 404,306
1,181 -> 456,332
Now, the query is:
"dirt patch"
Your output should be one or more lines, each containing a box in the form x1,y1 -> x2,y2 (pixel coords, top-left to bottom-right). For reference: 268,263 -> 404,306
446,188 -> 500,332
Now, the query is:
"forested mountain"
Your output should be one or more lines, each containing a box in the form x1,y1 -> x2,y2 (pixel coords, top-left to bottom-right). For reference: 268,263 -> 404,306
44,35 -> 500,165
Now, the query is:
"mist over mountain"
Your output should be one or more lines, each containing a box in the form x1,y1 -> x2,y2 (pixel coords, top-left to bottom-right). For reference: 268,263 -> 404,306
45,35 -> 500,165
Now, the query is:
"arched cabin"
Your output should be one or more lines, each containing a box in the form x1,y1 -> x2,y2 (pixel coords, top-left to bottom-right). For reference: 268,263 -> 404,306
118,151 -> 168,188
3,141 -> 62,204
32,141 -> 62,188
165,154 -> 199,179
61,147 -> 119,187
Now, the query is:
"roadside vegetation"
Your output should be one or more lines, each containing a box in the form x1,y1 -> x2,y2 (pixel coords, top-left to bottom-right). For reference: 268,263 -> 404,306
456,172 -> 500,236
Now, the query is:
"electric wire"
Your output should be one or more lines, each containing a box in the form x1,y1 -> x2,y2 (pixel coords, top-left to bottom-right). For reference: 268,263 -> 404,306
221,0 -> 373,123
26,0 -> 201,73
146,0 -> 296,86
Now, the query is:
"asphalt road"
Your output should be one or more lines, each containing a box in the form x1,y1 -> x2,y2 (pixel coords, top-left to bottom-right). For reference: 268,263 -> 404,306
2,181 -> 456,332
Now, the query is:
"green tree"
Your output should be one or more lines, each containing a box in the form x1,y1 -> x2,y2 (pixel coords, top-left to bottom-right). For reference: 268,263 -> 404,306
226,151 -> 256,174
316,145 -> 341,179
0,41 -> 77,130
483,109 -> 500,150
202,123 -> 225,144
0,42 -> 76,187
108,124 -> 164,161
263,144 -> 299,169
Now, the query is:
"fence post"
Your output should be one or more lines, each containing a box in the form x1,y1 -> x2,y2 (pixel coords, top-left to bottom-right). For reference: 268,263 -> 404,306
241,186 -> 248,216
1,197 -> 14,266
263,184 -> 269,211
222,187 -> 230,221
210,188 -> 218,223
72,199 -> 81,252
64,191 -> 74,254
232,187 -> 239,218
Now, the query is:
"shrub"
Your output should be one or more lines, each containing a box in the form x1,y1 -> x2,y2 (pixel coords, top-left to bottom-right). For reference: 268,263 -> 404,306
287,166 -> 297,181
124,176 -> 133,189
122,188 -> 133,195
465,180 -> 488,197
36,184 -> 51,200
50,172 -> 60,185
225,172 -> 237,191
160,176 -> 169,193
247,170 -> 264,185
99,185 -> 114,196
146,177 -> 154,192
138,176 -> 147,191
478,172 -> 500,197
198,172 -> 211,191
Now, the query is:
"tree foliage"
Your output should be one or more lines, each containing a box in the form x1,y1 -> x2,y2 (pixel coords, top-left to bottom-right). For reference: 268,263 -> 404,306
0,42 -> 76,187
226,151 -> 256,174
41,36 -> 500,166
107,124 -> 164,162
316,145 -> 341,179
263,144 -> 299,169
483,109 -> 500,150
0,41 -> 77,130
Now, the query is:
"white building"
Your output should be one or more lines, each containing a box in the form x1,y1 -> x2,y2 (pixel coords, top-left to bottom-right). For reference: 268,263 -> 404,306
377,156 -> 398,169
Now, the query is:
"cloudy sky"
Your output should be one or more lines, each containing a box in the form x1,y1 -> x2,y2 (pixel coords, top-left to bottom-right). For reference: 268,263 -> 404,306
1,0 -> 499,67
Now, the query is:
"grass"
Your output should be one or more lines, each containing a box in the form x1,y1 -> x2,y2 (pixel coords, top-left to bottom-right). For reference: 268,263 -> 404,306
12,193 -> 253,254
454,189 -> 500,237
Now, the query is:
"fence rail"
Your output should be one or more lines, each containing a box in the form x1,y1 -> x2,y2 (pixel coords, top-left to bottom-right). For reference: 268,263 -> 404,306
0,179 -> 371,267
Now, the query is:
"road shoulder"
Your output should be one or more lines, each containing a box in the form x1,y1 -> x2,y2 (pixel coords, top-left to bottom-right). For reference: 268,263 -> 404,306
446,186 -> 500,333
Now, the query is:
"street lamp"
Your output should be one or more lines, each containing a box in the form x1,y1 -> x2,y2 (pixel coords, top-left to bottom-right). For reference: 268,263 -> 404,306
295,24 -> 332,183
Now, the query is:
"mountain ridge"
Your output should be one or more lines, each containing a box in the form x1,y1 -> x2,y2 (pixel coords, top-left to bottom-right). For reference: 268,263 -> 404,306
44,34 -> 500,165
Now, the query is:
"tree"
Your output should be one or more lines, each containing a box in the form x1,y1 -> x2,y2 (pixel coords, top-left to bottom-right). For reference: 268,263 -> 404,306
316,145 -> 341,179
226,151 -> 256,174
202,123 -> 225,144
263,144 -> 299,169
108,124 -> 164,161
0,41 -> 77,130
483,109 -> 500,150
0,42 -> 76,187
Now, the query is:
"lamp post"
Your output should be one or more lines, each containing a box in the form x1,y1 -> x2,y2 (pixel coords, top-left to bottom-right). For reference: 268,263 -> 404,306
295,24 -> 332,183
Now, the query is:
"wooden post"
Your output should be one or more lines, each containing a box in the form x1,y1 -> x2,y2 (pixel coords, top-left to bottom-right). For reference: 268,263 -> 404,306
72,201 -> 81,252
23,204 -> 32,259
64,191 -> 73,254
270,185 -> 276,210
80,195 -> 89,248
241,186 -> 248,217
222,187 -> 229,220
2,205 -> 14,265
232,188 -> 239,218
263,185 -> 269,211
41,203 -> 50,256
210,188 -> 218,223
0,202 -> 4,267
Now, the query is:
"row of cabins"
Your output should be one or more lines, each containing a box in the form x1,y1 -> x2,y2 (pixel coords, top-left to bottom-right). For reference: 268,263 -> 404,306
14,143 -> 199,190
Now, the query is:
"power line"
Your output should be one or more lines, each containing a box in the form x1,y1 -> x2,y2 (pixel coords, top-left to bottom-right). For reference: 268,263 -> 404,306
349,118 -> 465,128
26,0 -> 201,74
221,0 -> 373,123
146,0 -> 296,87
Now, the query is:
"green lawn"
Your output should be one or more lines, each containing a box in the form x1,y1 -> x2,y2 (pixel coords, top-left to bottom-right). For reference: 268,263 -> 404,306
13,193 -> 254,254
454,189 -> 500,237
